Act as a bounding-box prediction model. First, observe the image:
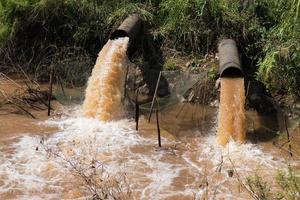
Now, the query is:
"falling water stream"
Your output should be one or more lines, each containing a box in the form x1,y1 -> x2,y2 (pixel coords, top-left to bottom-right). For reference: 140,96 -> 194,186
83,37 -> 129,121
0,38 -> 298,199
217,78 -> 246,146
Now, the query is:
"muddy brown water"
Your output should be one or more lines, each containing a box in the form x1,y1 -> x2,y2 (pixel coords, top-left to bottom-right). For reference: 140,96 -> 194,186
0,77 -> 59,141
83,37 -> 129,121
0,40 -> 299,199
0,100 -> 299,199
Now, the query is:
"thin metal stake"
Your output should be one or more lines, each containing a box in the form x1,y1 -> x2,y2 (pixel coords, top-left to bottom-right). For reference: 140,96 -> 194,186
246,81 -> 251,98
148,71 -> 161,123
135,89 -> 139,130
47,66 -> 54,116
123,63 -> 130,102
284,116 -> 293,157
156,109 -> 161,147
57,75 -> 65,96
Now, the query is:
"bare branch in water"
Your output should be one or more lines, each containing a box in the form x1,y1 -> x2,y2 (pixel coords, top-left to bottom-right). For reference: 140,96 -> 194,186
40,137 -> 132,200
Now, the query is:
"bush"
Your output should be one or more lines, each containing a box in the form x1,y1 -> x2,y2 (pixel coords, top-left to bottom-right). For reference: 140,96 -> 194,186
246,167 -> 300,200
156,0 -> 277,56
0,0 -> 299,96
0,0 -> 152,84
257,0 -> 300,96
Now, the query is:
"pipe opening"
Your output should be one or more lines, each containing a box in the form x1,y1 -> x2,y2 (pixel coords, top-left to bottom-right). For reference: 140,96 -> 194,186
110,30 -> 129,40
220,67 -> 244,78
218,39 -> 243,78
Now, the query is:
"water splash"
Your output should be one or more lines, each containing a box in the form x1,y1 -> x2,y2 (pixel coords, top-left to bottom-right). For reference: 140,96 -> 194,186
0,107 -> 185,199
0,108 -> 296,199
82,37 -> 129,121
182,134 -> 290,200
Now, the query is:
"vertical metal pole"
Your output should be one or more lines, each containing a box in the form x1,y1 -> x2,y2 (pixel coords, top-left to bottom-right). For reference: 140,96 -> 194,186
284,116 -> 293,157
57,75 -> 65,96
47,66 -> 54,116
156,109 -> 161,147
148,71 -> 161,123
123,63 -> 130,102
135,89 -> 139,131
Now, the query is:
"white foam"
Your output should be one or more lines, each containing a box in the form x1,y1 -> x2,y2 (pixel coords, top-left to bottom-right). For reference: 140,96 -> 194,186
0,135 -> 63,198
181,134 -> 296,200
139,153 -> 183,199
0,107 -> 297,199
199,135 -> 285,173
0,107 -> 185,199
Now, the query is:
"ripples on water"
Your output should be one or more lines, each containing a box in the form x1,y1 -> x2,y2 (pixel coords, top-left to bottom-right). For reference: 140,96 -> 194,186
0,106 -> 295,199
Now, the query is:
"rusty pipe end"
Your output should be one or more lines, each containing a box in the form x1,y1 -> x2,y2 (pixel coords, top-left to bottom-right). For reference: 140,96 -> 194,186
218,39 -> 243,78
109,14 -> 143,57
110,30 -> 129,40
109,14 -> 143,41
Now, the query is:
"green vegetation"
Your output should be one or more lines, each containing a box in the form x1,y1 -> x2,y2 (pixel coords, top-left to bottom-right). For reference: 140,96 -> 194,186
0,0 -> 299,97
0,0 -> 152,83
257,0 -> 300,96
246,167 -> 300,200
163,58 -> 179,71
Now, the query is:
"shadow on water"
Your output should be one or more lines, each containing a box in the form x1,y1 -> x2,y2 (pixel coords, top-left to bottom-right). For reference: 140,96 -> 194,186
141,32 -> 170,97
156,103 -> 217,138
139,101 -> 281,143
245,75 -> 280,143
246,110 -> 279,143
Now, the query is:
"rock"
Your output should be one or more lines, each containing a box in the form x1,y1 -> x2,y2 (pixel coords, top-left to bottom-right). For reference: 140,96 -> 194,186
210,99 -> 219,107
185,61 -> 191,68
227,169 -> 234,177
138,84 -> 150,94
215,53 -> 219,60
215,78 -> 221,89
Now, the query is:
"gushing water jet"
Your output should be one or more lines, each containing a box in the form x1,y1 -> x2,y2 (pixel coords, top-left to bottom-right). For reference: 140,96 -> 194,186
217,39 -> 246,145
83,15 -> 144,121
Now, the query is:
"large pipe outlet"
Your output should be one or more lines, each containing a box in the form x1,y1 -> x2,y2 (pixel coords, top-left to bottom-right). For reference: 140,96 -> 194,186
109,14 -> 143,56
218,39 -> 243,77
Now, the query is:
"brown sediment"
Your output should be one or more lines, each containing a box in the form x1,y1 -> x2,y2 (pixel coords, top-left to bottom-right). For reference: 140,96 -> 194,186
82,37 -> 129,121
217,78 -> 246,145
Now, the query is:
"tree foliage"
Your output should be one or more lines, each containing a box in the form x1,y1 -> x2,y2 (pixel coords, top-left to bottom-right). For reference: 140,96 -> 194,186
0,0 -> 299,96
257,0 -> 300,96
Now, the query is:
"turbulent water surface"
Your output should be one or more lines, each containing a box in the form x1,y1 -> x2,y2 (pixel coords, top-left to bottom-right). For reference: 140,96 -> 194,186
0,38 -> 298,199
0,104 -> 297,199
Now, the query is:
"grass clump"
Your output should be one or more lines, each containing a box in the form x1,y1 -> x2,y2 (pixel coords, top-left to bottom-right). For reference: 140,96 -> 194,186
156,0 -> 277,56
246,174 -> 272,200
246,167 -> 300,200
163,58 -> 179,71
276,167 -> 300,200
